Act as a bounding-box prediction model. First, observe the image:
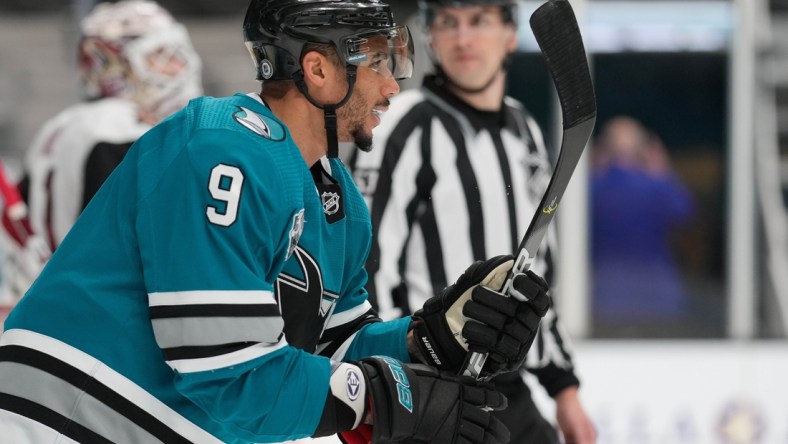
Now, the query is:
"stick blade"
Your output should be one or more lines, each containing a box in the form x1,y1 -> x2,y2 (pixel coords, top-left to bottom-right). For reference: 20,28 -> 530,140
530,0 -> 596,128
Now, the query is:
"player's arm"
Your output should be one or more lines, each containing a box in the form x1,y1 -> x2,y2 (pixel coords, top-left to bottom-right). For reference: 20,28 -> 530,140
314,202 -> 412,364
137,124 -> 344,442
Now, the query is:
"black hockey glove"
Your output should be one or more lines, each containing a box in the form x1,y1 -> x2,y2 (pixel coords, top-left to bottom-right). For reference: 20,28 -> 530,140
337,356 -> 509,444
411,255 -> 551,377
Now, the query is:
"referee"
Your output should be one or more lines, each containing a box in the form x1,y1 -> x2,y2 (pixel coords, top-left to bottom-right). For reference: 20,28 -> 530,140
350,0 -> 597,442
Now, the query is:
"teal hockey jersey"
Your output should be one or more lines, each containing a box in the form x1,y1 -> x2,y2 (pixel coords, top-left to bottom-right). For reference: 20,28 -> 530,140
0,93 -> 411,443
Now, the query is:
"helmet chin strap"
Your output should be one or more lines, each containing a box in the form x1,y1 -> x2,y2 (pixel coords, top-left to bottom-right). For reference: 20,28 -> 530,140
293,66 -> 358,159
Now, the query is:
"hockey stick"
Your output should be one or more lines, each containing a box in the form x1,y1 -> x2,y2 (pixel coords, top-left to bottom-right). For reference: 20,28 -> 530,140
462,0 -> 596,379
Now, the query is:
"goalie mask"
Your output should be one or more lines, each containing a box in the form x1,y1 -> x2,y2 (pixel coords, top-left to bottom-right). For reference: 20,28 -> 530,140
243,0 -> 414,157
78,0 -> 203,122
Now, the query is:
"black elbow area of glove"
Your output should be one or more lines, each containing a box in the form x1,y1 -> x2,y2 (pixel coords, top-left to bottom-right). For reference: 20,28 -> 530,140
313,389 -> 360,437
357,357 -> 420,441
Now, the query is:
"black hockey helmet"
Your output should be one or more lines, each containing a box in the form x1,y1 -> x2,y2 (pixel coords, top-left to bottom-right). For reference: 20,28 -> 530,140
418,0 -> 518,27
243,0 -> 414,82
243,0 -> 414,158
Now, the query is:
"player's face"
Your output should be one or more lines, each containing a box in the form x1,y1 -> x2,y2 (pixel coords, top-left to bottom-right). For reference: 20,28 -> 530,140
337,36 -> 401,151
429,6 -> 516,90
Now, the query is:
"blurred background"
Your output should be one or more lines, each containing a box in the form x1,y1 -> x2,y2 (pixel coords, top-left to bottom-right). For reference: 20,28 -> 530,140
1,0 -> 787,442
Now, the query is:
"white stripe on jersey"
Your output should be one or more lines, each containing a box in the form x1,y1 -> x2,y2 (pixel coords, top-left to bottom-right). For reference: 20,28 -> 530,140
167,340 -> 288,374
148,289 -> 276,306
0,410 -> 80,444
374,127 -> 425,307
0,329 -> 224,443
466,128 -> 513,270
325,301 -> 373,330
325,331 -> 359,362
428,118 -> 477,286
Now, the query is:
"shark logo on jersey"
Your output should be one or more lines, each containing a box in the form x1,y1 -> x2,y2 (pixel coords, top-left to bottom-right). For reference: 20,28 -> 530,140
276,246 -> 339,350
287,209 -> 305,260
233,106 -> 285,141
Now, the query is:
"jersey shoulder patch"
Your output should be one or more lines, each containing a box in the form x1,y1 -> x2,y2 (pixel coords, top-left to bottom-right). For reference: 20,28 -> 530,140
232,106 -> 286,141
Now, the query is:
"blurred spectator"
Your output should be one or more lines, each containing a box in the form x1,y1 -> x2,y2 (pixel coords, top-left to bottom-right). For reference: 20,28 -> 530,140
591,116 -> 696,331
0,0 -> 202,311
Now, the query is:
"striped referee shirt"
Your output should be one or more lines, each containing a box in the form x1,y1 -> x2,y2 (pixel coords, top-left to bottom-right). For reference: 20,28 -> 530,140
350,74 -> 580,396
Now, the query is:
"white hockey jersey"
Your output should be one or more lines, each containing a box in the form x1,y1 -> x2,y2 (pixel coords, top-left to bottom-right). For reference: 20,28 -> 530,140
24,97 -> 151,249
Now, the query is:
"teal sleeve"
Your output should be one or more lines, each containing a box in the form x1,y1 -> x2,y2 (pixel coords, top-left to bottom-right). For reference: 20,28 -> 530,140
344,316 -> 412,363
176,348 -> 332,443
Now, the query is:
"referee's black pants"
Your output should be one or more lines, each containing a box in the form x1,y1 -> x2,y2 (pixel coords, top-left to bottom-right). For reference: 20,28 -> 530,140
492,371 -> 560,444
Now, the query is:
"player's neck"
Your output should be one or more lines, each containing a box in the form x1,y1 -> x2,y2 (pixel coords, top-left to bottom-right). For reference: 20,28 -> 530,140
265,93 -> 328,167
446,71 -> 506,112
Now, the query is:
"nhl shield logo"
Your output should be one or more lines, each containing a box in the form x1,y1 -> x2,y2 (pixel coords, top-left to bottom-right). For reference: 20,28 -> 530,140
321,191 -> 340,216
316,182 -> 344,224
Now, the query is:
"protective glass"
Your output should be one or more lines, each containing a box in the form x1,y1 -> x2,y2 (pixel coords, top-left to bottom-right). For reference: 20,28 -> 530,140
339,25 -> 414,80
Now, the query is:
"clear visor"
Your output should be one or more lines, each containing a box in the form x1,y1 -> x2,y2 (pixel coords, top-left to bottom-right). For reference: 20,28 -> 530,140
339,25 -> 414,80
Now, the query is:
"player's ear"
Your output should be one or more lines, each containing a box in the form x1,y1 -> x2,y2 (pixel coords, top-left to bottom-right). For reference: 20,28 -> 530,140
301,50 -> 331,88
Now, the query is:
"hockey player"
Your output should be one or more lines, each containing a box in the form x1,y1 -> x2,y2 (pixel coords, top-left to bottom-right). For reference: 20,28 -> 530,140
350,0 -> 597,442
23,0 -> 203,251
0,0 -> 203,303
0,1 -> 552,443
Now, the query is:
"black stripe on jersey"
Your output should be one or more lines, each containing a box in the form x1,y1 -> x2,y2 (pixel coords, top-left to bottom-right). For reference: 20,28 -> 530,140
0,345 -> 192,443
44,170 -> 58,251
433,108 -> 486,262
149,303 -> 281,319
542,246 -> 555,286
490,131 -> 519,254
0,393 -> 114,444
161,339 -> 275,361
317,310 -> 380,358
413,111 -> 446,296
416,200 -> 446,295
502,106 -> 524,139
